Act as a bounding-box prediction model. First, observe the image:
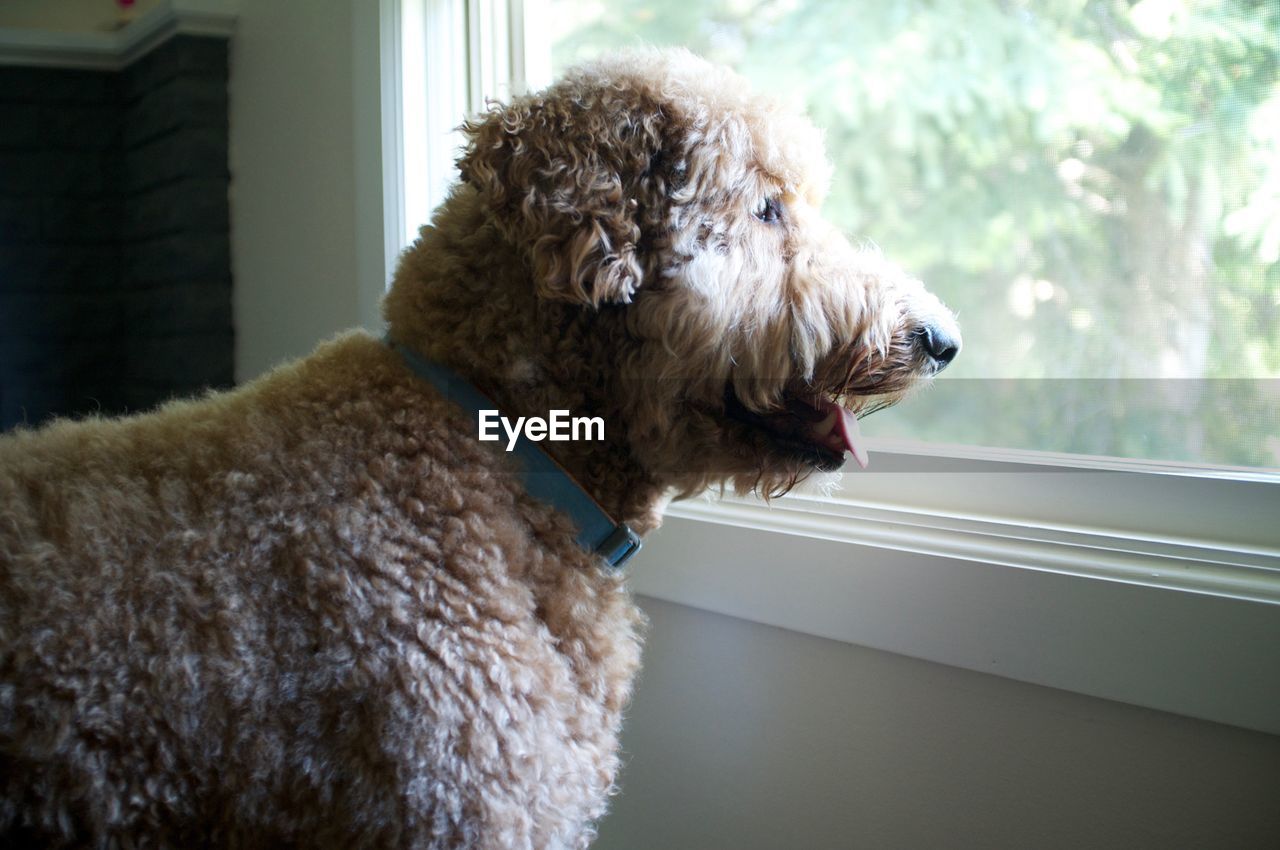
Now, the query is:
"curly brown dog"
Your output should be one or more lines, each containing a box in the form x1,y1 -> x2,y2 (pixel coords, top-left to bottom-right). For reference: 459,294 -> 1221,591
0,49 -> 958,848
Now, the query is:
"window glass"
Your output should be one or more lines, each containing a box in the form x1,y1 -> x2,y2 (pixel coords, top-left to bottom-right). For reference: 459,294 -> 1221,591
547,0 -> 1280,469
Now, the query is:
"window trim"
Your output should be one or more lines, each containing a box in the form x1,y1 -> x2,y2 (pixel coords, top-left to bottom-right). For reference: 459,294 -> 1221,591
385,0 -> 549,270
645,444 -> 1280,735
380,0 -> 1280,735
647,490 -> 1280,736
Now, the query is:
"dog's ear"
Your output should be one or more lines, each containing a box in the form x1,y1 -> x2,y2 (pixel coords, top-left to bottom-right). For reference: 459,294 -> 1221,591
458,86 -> 667,306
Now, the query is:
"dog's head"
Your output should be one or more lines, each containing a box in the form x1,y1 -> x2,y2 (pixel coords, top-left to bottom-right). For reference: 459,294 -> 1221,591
456,49 -> 959,496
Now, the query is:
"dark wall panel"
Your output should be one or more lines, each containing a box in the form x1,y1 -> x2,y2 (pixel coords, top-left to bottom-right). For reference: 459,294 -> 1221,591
0,35 -> 232,430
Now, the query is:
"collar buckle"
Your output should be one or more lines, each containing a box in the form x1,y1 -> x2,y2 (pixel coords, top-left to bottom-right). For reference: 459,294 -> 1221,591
597,524 -> 642,569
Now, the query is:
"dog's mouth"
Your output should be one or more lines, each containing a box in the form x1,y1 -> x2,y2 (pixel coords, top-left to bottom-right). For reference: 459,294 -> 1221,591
724,390 -> 869,472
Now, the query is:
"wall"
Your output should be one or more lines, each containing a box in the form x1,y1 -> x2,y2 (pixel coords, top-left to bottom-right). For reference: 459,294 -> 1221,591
228,0 -> 385,382
596,597 -> 1280,850
0,36 -> 233,429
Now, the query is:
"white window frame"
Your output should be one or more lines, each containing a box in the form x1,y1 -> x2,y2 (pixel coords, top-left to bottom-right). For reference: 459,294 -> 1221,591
375,0 -> 1280,736
379,0 -> 552,277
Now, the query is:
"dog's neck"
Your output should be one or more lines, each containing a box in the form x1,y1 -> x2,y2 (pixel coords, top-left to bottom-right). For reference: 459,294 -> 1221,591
384,189 -> 672,535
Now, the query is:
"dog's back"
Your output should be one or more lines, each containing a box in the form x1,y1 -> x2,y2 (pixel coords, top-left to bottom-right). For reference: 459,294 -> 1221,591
0,331 -> 642,849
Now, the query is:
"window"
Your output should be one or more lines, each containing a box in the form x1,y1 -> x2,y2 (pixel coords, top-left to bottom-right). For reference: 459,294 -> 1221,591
381,0 -> 1280,735
389,0 -> 552,256
541,0 -> 1280,472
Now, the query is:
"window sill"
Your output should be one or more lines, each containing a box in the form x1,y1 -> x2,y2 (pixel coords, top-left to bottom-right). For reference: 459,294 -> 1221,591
631,448 -> 1280,736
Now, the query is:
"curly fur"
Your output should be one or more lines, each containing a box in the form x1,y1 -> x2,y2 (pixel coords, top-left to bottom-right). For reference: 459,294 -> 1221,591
0,49 -> 957,848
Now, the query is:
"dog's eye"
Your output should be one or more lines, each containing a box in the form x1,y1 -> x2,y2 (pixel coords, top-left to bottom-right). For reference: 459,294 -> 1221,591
753,197 -> 782,224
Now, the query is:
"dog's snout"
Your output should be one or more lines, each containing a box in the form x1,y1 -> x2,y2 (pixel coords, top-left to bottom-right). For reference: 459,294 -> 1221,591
918,323 -> 961,368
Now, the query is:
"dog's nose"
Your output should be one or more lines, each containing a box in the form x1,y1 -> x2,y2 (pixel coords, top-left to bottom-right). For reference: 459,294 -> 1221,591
919,323 -> 961,368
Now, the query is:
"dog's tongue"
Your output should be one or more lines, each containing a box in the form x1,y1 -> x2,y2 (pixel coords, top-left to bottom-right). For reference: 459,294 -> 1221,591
810,400 -> 869,469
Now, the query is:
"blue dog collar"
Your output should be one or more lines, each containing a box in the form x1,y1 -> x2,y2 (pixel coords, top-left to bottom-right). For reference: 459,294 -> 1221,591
388,337 -> 641,570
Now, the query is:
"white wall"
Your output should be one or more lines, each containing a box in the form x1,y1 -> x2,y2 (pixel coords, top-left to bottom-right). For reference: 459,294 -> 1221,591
597,597 -> 1280,850
228,0 -> 385,381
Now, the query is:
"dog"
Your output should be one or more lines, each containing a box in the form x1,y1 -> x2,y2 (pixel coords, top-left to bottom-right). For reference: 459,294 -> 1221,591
0,49 -> 959,848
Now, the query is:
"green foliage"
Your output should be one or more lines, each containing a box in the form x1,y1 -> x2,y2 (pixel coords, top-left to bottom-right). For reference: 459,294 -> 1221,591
550,0 -> 1280,467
